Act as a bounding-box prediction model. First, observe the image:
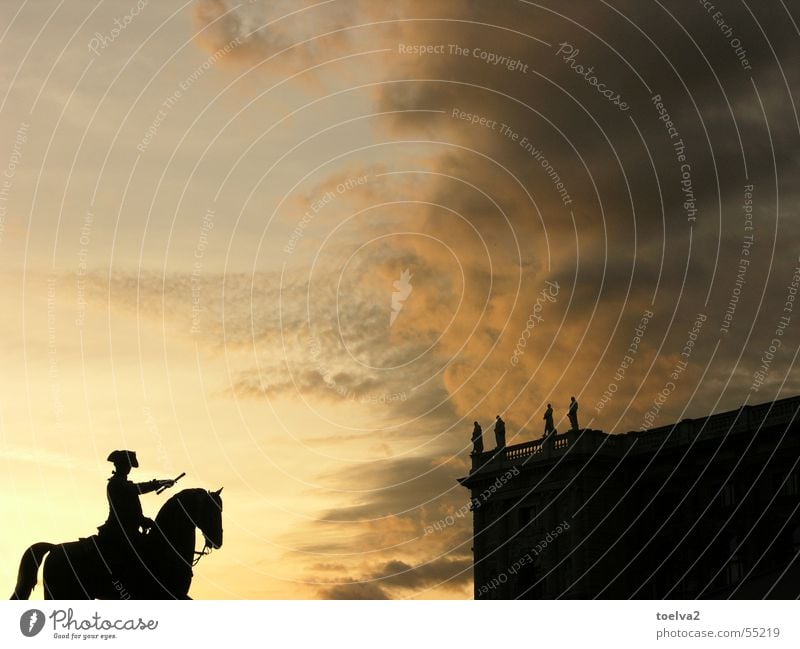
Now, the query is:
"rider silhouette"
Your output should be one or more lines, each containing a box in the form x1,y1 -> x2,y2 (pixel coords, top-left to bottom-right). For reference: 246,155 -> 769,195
97,450 -> 174,570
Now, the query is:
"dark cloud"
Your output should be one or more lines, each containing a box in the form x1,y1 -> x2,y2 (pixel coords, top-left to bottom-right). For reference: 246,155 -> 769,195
369,557 -> 473,590
355,0 -> 800,429
313,455 -> 470,523
314,556 -> 473,599
320,581 -> 390,600
312,554 -> 473,599
284,452 -> 475,598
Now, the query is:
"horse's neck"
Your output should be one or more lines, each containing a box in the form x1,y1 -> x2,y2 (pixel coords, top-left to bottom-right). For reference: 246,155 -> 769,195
154,504 -> 196,564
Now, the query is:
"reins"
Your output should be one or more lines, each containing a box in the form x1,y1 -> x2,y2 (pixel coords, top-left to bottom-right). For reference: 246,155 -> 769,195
192,539 -> 213,566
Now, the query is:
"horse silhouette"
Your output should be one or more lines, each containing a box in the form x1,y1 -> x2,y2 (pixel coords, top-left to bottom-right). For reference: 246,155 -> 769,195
10,487 -> 223,600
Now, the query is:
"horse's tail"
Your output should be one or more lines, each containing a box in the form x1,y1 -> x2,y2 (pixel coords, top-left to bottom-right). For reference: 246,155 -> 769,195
10,542 -> 54,600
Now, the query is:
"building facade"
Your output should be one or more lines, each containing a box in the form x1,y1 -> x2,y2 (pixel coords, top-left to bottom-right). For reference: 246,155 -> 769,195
459,397 -> 800,598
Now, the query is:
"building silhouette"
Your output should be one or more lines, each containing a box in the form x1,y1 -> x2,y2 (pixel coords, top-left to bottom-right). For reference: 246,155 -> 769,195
459,396 -> 800,598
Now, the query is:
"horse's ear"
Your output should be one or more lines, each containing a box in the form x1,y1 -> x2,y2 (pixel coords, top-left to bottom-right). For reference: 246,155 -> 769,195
214,487 -> 223,496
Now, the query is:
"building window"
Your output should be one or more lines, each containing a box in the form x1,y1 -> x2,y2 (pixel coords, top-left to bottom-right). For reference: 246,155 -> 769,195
726,537 -> 742,585
518,505 -> 538,528
560,559 -> 572,594
783,471 -> 799,496
722,483 -> 736,506
726,558 -> 742,585
773,471 -> 799,497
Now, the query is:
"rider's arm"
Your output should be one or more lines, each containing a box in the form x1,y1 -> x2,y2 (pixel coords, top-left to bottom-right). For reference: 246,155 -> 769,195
135,478 -> 175,494
134,480 -> 161,494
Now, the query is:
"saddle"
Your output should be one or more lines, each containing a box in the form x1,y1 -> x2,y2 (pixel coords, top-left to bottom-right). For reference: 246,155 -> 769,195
93,528 -> 151,577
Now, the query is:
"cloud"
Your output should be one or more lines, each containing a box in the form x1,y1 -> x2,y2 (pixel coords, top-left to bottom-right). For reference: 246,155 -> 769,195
369,557 -> 472,590
278,451 -> 476,598
314,556 -> 473,599
312,553 -> 473,599
0,445 -> 81,470
355,0 -> 800,432
313,455 -> 469,523
181,1 -> 800,598
320,581 -> 390,600
191,0 -> 365,87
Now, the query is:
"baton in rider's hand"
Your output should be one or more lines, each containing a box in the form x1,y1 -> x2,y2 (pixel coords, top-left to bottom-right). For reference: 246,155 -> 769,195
156,471 -> 185,494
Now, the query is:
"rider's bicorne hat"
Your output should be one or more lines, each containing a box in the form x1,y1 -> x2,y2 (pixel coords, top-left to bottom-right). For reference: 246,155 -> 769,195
107,449 -> 139,468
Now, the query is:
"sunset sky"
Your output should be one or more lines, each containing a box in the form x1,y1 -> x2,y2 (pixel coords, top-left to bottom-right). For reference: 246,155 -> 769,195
1,0 -> 798,599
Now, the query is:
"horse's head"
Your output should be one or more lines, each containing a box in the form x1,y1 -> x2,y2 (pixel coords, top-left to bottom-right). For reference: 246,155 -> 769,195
202,487 -> 224,550
185,487 -> 224,550
158,487 -> 224,550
